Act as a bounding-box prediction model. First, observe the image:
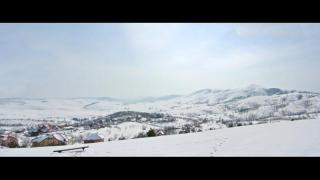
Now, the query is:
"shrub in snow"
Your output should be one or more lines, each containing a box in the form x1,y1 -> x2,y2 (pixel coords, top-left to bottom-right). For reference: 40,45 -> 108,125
147,129 -> 156,137
118,136 -> 126,140
181,124 -> 193,133
226,123 -> 234,128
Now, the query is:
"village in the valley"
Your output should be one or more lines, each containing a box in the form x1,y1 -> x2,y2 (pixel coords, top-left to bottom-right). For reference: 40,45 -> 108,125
0,111 -> 222,149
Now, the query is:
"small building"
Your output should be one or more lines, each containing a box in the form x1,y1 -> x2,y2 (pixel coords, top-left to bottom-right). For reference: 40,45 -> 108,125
156,129 -> 165,136
0,132 -> 19,148
27,124 -> 56,137
38,124 -> 54,133
27,126 -> 40,136
63,126 -> 75,131
83,133 -> 104,144
31,133 -> 68,147
13,127 -> 25,133
57,123 -> 67,128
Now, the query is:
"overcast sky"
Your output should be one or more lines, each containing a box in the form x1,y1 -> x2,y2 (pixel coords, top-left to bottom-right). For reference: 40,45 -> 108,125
0,23 -> 320,99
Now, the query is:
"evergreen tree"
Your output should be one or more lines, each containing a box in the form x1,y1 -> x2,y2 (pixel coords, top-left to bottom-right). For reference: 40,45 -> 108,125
147,129 -> 156,137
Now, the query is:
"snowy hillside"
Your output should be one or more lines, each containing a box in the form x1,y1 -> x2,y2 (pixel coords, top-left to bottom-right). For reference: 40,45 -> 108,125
1,118 -> 320,156
0,85 -> 319,122
0,85 -> 319,150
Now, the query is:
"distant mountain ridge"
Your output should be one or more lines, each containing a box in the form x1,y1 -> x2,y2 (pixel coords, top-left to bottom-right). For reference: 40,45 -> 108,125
0,85 -> 318,104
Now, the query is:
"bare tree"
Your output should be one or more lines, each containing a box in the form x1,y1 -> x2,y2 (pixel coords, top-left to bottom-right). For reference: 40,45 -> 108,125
303,99 -> 312,108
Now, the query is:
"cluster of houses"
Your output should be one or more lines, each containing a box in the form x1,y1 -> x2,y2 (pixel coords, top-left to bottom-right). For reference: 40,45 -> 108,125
0,121 -> 107,148
24,123 -> 77,137
31,132 -> 104,147
0,123 -> 200,148
0,113 -> 210,149
26,124 -> 63,137
0,116 -> 116,148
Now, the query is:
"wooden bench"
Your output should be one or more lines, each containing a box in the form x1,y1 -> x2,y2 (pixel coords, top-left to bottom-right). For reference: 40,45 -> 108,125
53,146 -> 89,153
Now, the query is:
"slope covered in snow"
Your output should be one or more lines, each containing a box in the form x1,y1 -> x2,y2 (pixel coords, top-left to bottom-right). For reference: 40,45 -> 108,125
1,84 -> 320,149
130,85 -> 320,122
1,118 -> 320,156
0,85 -> 318,121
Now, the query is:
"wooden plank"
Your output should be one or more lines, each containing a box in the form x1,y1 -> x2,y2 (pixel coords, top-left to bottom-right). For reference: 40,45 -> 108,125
53,146 -> 89,153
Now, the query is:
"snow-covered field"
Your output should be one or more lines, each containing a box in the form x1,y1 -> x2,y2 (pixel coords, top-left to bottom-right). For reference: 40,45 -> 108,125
1,118 -> 320,156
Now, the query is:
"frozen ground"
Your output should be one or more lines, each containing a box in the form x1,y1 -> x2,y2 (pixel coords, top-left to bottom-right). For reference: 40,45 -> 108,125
1,118 -> 320,156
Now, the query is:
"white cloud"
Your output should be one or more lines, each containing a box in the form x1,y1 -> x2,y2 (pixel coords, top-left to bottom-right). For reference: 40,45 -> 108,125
1,23 -> 320,98
233,23 -> 304,38
121,23 -> 180,52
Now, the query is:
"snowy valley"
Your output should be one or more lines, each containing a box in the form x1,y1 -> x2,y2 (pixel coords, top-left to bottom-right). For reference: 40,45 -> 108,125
0,85 -> 320,155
